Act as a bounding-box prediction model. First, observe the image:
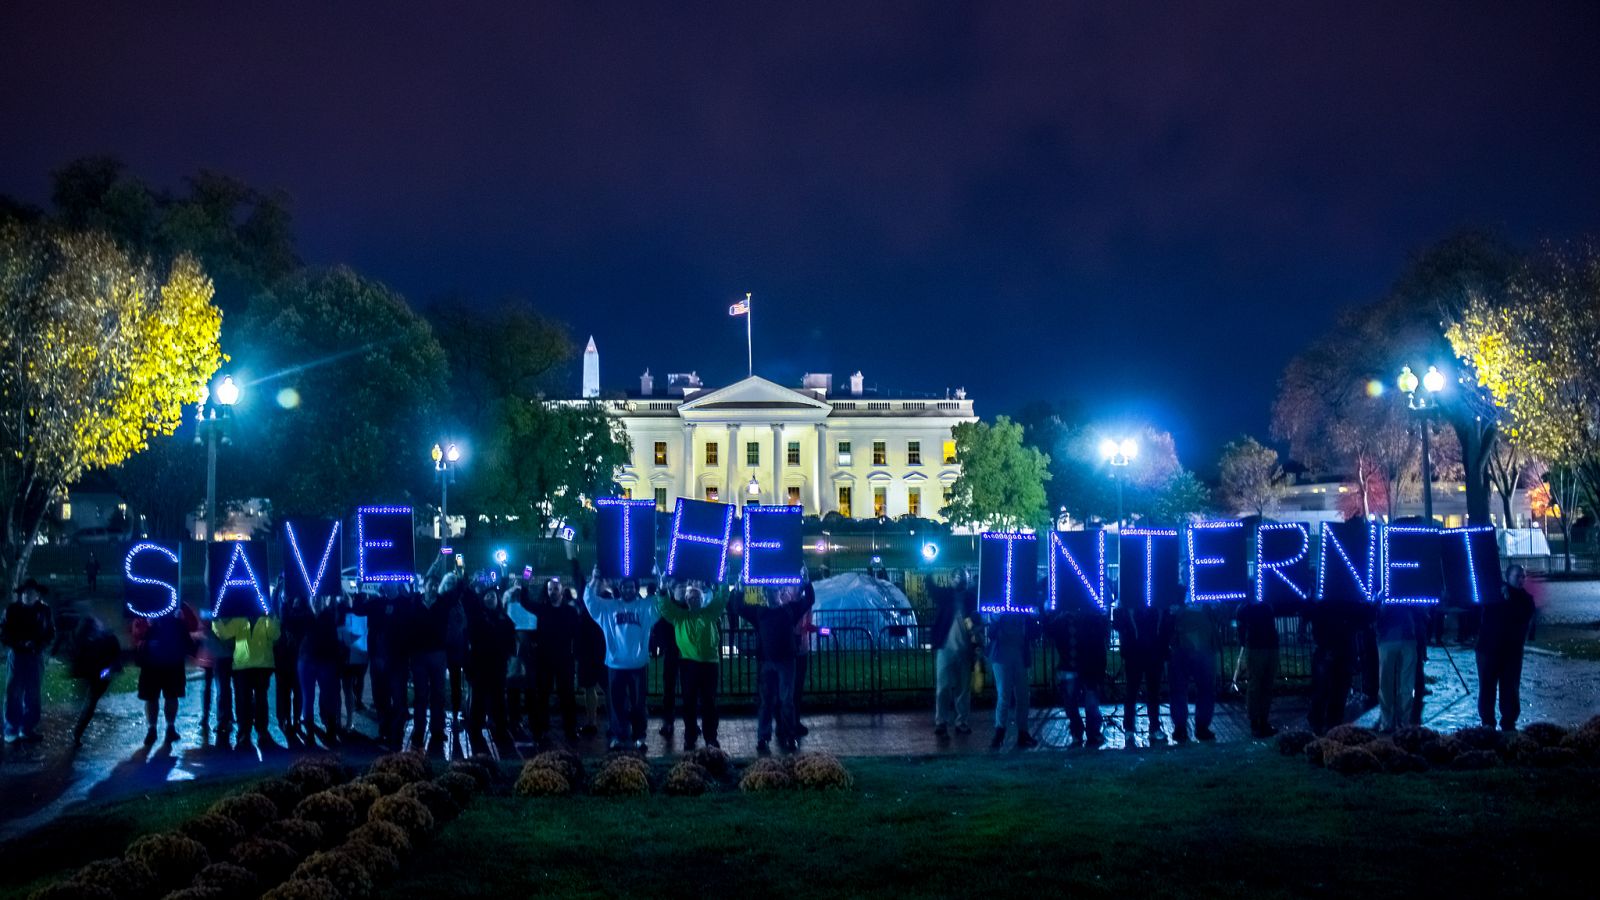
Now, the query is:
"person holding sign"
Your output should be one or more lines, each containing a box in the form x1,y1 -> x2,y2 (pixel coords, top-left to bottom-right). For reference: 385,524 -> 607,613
212,606 -> 280,751
584,564 -> 662,751
465,578 -> 517,751
986,609 -> 1039,750
655,578 -> 729,749
733,569 -> 816,754
284,590 -> 350,746
523,573 -> 581,742
1045,596 -> 1110,749
1477,564 -> 1537,731
930,567 -> 979,738
132,597 -> 202,746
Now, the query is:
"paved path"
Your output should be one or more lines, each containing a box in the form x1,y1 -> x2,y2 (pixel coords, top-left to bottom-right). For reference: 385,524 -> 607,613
1535,579 -> 1600,627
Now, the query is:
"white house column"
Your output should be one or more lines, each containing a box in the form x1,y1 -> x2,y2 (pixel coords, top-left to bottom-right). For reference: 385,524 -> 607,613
725,424 -> 739,505
771,423 -> 783,506
813,423 -> 828,513
680,423 -> 694,502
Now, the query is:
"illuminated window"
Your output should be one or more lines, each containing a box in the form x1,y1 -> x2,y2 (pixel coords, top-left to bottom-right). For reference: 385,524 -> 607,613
705,486 -> 719,502
747,442 -> 760,466
787,486 -> 801,505
872,441 -> 887,466
907,488 -> 921,517
654,488 -> 668,511
837,441 -> 852,466
873,487 -> 887,517
787,441 -> 801,466
907,441 -> 922,465
653,442 -> 668,466
942,488 -> 953,509
622,488 -> 632,500
838,486 -> 852,518
60,502 -> 72,521
942,440 -> 957,464
706,442 -> 719,466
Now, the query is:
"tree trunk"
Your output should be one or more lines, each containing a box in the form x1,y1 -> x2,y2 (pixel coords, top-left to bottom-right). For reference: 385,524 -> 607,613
1454,418 -> 1495,526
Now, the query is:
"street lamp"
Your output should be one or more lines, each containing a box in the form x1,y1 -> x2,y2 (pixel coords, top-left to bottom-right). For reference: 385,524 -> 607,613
1397,365 -> 1445,522
1099,437 -> 1137,528
433,441 -> 461,540
747,474 -> 761,503
195,375 -> 241,580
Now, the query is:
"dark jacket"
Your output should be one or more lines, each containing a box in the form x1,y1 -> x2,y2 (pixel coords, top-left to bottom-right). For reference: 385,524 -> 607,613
1307,599 -> 1372,657
1113,602 -> 1172,659
930,582 -> 977,649
0,601 -> 55,654
1046,606 -> 1109,680
286,596 -> 349,665
1479,585 -> 1536,653
465,593 -> 517,670
1235,600 -> 1280,650
731,584 -> 816,663
70,620 -> 122,681
409,585 -> 462,655
353,589 -> 410,659
131,604 -> 200,669
522,588 -> 580,662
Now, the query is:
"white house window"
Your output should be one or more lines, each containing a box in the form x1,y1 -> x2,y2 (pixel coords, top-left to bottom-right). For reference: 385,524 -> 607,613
654,487 -> 668,511
837,441 -> 852,466
787,441 -> 801,466
907,441 -> 921,465
908,487 -> 921,517
654,442 -> 668,466
747,441 -> 760,466
872,441 -> 887,466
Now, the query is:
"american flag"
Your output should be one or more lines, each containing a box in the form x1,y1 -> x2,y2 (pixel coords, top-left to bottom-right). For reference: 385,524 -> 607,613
728,297 -> 749,316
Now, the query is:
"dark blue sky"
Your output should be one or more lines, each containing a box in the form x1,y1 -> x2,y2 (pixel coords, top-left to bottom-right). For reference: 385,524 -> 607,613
3,2 -> 1597,468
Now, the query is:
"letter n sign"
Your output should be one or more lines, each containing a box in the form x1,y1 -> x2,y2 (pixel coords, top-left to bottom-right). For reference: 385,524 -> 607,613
979,532 -> 1040,615
743,505 -> 803,585
595,498 -> 657,579
1047,529 -> 1105,611
665,498 -> 734,583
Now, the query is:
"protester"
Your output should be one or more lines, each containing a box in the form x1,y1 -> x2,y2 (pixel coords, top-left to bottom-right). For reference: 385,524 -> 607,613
1375,602 -> 1425,733
1046,597 -> 1109,748
2,578 -> 56,743
986,610 -> 1037,750
1477,563 -> 1537,731
503,577 -> 537,740
649,612 -> 681,737
446,578 -> 469,726
655,578 -> 728,749
584,565 -> 661,751
286,591 -> 349,746
1307,596 -> 1367,735
212,605 -> 279,751
339,602 -> 370,732
930,567 -> 978,738
464,580 -> 516,750
575,579 -> 607,739
68,610 -> 121,747
526,574 -> 580,741
732,570 -> 815,754
132,598 -> 201,746
793,598 -> 814,737
269,578 -> 301,740
1168,600 -> 1219,743
84,553 -> 101,594
408,576 -> 459,750
1113,593 -> 1171,743
1235,594 -> 1281,738
355,582 -> 412,749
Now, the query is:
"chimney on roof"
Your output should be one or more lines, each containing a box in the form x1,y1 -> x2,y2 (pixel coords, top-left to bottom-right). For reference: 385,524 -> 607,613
640,369 -> 654,396
955,387 -> 967,400
802,372 -> 832,397
849,371 -> 864,396
582,336 -> 600,398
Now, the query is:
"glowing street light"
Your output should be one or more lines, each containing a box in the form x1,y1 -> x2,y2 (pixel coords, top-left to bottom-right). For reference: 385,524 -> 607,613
1398,365 -> 1446,522
1099,435 -> 1137,533
747,474 -> 761,499
195,374 -> 241,583
433,439 -> 463,540
214,375 -> 240,407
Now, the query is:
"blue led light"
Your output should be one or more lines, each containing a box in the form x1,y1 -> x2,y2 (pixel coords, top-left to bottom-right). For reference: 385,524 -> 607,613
1122,528 -> 1178,607
212,542 -> 270,616
1047,530 -> 1105,611
665,499 -> 735,582
1318,520 -> 1379,603
978,531 -> 1039,614
742,504 -> 803,585
1255,522 -> 1310,602
125,542 -> 180,619
356,506 -> 414,583
1443,525 -> 1495,605
596,498 -> 656,578
285,520 -> 340,600
1383,523 -> 1442,605
1186,520 -> 1248,603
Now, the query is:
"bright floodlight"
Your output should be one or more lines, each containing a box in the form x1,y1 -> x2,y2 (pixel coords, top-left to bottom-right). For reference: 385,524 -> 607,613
431,443 -> 444,464
446,443 -> 461,462
1098,438 -> 1118,460
1423,365 -> 1445,394
1397,365 -> 1418,395
1118,438 -> 1139,460
493,548 -> 508,566
921,542 -> 940,562
214,376 -> 240,406
747,475 -> 761,497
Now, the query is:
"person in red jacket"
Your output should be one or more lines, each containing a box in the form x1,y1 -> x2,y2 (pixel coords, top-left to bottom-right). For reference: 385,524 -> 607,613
131,600 -> 201,746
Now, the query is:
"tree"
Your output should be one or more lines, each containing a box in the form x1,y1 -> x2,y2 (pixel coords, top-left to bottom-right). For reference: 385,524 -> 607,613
476,401 -> 632,537
1017,406 -> 1205,525
113,432 -> 206,539
0,223 -> 222,589
943,416 -> 1050,532
1217,435 -> 1285,517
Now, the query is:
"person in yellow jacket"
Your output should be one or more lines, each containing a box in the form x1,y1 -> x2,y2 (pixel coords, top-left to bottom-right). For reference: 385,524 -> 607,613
212,612 -> 280,750
655,579 -> 727,749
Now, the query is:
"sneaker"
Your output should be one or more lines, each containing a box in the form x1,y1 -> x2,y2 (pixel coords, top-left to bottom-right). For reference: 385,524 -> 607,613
1195,727 -> 1216,742
1173,733 -> 1190,745
779,740 -> 798,753
634,739 -> 648,752
954,723 -> 972,735
164,727 -> 182,744
934,723 -> 950,738
990,728 -> 1006,749
705,738 -> 720,749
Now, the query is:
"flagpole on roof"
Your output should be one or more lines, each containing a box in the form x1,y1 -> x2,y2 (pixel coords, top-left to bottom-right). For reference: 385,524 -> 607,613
745,292 -> 753,377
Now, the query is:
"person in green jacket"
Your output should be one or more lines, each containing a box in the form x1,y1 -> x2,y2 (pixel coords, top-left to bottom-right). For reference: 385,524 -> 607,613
212,613 -> 280,751
655,579 -> 727,749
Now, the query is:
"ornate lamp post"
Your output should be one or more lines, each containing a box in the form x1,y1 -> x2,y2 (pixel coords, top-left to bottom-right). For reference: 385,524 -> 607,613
1397,365 -> 1445,522
432,441 -> 461,540
195,375 -> 240,581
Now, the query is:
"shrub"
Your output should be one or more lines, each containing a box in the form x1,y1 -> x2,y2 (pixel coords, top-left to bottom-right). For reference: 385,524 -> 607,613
285,766 -> 334,796
326,782 -> 381,820
1323,725 -> 1377,747
446,759 -> 494,791
193,862 -> 258,898
291,850 -> 373,900
434,772 -> 479,809
228,839 -> 301,883
124,834 -> 210,891
294,792 -> 358,841
176,812 -> 247,859
1363,740 -> 1410,773
792,752 -> 853,791
289,756 -> 350,788
335,839 -> 400,885
397,781 -> 459,823
347,822 -> 411,857
1453,749 -> 1500,770
1562,727 -> 1600,761
1303,739 -> 1334,767
354,773 -> 404,797
1275,730 -> 1315,757
739,764 -> 794,793
1402,753 -> 1430,773
367,795 -> 435,841
688,746 -> 731,777
1325,745 -> 1382,775
1521,722 -> 1570,748
1391,726 -> 1441,754
663,762 -> 710,796
207,794 -> 280,834
1454,726 -> 1504,752
527,750 -> 584,784
513,765 -> 573,797
1532,747 -> 1582,769
258,818 -> 326,855
1501,733 -> 1540,764
369,753 -> 430,784
255,778 -> 307,815
160,888 -> 224,900
28,883 -> 117,900
1419,737 -> 1463,766
602,750 -> 649,772
259,878 -> 341,900
70,858 -> 156,900
590,759 -> 652,797
1578,714 -> 1600,738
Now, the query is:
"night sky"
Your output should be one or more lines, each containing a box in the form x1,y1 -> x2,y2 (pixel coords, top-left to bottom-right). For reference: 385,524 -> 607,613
4,2 -> 1598,468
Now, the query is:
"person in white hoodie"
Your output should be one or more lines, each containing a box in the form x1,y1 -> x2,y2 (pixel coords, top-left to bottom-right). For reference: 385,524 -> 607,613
584,565 -> 662,751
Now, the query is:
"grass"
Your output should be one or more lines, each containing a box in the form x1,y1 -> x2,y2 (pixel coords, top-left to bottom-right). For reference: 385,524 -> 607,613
1531,623 -> 1600,661
382,748 -> 1599,900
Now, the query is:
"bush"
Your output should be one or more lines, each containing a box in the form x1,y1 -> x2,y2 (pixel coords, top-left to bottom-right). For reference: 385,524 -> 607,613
602,750 -> 649,772
335,840 -> 399,885
1402,753 -> 1430,773
1363,740 -> 1410,773
1562,727 -> 1600,761
294,792 -> 358,842
207,794 -> 280,834
259,878 -> 341,900
1454,726 -> 1504,752
175,812 -> 247,860
70,858 -> 156,900
124,834 -> 210,891
354,773 -> 404,797
367,795 -> 435,841
1325,745 -> 1382,775
527,750 -> 584,784
1391,726 -> 1441,754
160,888 -> 224,900
289,756 -> 350,789
792,752 -> 853,791
513,765 -> 573,797
434,772 -> 479,809
1532,746 -> 1582,768
1521,722 -> 1571,748
258,818 -> 327,855
446,759 -> 494,791
1453,749 -> 1500,770
254,778 -> 307,815
28,883 -> 117,900
291,850 -> 373,900
688,746 -> 731,777
369,753 -> 430,784
326,782 -> 381,820
1420,737 -> 1464,766
397,781 -> 459,823
1577,714 -> 1600,738
590,759 -> 652,797
228,839 -> 301,883
1303,739 -> 1334,767
1275,730 -> 1315,757
1323,725 -> 1377,747
347,822 -> 411,857
739,766 -> 794,792
193,862 -> 258,898
1501,733 -> 1541,764
663,762 -> 710,796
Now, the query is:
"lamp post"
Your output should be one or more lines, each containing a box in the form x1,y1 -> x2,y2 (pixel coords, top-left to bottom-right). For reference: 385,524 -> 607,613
195,375 -> 240,582
432,441 -> 461,540
1397,365 -> 1445,523
1098,437 -> 1138,529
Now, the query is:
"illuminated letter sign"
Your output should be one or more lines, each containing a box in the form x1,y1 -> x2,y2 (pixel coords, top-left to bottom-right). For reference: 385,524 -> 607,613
281,518 -> 342,603
125,542 -> 181,619
742,504 -> 803,585
1384,523 -> 1443,605
1119,528 -> 1181,608
978,532 -> 1040,615
209,540 -> 271,617
664,498 -> 734,583
1441,525 -> 1501,606
1318,519 -> 1380,603
595,498 -> 658,579
1046,529 -> 1105,611
1256,522 -> 1312,604
1186,520 -> 1249,603
356,506 -> 415,583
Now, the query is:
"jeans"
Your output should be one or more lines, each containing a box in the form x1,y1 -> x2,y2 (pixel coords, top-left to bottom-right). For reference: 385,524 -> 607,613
231,667 -> 272,739
411,650 -> 448,737
1377,640 -> 1418,732
991,656 -> 1028,743
380,651 -> 411,746
4,650 -> 44,736
1476,641 -> 1526,729
299,657 -> 342,734
204,656 -> 234,733
1057,671 -> 1103,743
274,653 -> 299,726
467,661 -> 508,736
1168,646 -> 1215,739
934,647 -> 973,727
679,660 -> 719,742
1121,651 -> 1164,734
658,644 -> 680,724
606,666 -> 647,743
532,654 -> 577,738
756,658 -> 797,744
1309,644 -> 1354,734
1244,646 -> 1278,733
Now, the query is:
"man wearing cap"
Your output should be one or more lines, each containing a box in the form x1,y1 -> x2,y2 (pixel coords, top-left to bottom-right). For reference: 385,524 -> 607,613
3,578 -> 56,742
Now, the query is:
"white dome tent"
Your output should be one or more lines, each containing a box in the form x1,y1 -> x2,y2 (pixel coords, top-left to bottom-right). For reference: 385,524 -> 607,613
810,572 -> 920,651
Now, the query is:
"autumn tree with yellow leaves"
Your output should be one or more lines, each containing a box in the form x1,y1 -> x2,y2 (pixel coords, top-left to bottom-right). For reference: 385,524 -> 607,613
0,223 -> 223,591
